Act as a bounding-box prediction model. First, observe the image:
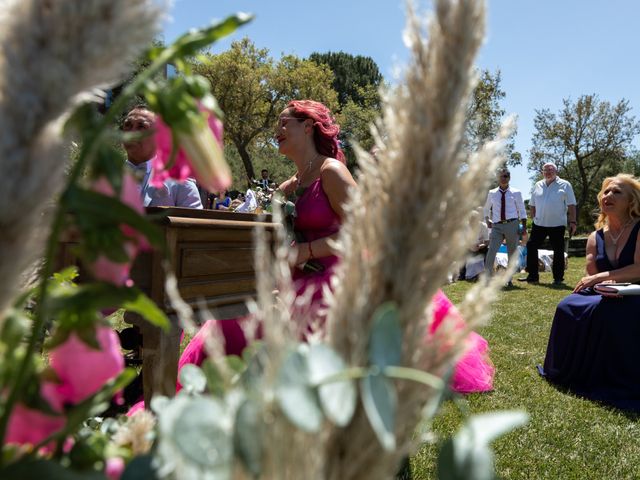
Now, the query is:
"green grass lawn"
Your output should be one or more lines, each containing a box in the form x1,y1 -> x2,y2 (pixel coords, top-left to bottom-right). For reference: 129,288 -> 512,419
411,258 -> 640,479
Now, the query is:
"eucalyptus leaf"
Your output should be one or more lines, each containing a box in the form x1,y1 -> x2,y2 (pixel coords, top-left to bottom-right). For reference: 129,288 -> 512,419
150,395 -> 170,414
369,302 -> 402,370
275,350 -> 323,432
166,396 -> 233,471
226,354 -> 246,375
423,365 -> 454,421
201,359 -> 225,397
360,374 -> 397,451
307,344 -> 356,427
179,364 -> 207,394
437,411 -> 529,480
234,398 -> 263,477
240,343 -> 266,393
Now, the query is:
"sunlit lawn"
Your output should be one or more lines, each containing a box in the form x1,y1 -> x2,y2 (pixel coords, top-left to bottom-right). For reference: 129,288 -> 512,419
410,257 -> 640,479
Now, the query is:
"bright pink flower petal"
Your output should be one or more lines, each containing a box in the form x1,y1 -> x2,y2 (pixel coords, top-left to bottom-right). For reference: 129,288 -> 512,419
208,112 -> 223,144
5,403 -> 65,447
105,457 -> 125,480
5,382 -> 65,448
152,106 -> 231,193
87,242 -> 137,286
152,118 -> 194,187
121,172 -> 145,215
49,326 -> 124,405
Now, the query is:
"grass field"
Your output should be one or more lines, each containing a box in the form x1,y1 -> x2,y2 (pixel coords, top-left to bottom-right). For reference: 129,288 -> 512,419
410,258 -> 640,479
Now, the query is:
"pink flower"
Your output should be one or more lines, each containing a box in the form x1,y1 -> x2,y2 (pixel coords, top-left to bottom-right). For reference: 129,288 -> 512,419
49,326 -> 124,405
5,383 -> 64,447
152,107 -> 231,193
87,243 -> 137,287
87,173 -> 148,285
105,457 -> 125,480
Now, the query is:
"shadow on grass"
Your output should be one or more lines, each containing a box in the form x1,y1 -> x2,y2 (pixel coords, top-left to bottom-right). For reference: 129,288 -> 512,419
539,368 -> 640,421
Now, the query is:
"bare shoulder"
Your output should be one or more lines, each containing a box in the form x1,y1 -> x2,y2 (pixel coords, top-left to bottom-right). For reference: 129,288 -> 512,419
320,158 -> 356,186
279,175 -> 298,196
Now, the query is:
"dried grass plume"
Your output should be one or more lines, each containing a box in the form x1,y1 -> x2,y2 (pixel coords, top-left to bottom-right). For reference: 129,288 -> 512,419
0,0 -> 163,318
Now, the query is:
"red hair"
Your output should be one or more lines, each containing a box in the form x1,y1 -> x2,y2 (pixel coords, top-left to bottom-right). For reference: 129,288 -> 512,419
287,100 -> 345,163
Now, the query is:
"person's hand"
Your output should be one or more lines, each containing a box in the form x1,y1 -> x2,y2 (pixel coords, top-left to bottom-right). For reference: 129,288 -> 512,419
486,220 -> 493,229
573,274 -> 602,293
569,222 -> 577,236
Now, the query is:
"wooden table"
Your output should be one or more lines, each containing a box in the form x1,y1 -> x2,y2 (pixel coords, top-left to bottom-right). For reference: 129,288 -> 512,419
57,207 -> 275,405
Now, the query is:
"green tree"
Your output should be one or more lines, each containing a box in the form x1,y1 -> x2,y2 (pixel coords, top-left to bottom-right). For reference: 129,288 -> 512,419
310,51 -> 384,170
529,94 -> 640,225
194,38 -> 338,181
308,51 -> 382,108
466,69 -> 520,165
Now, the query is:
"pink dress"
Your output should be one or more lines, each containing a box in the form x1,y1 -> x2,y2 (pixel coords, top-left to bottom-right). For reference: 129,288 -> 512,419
174,179 -> 493,397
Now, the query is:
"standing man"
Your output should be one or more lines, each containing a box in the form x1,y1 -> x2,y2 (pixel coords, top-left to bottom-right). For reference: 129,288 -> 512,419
122,105 -> 203,209
483,167 -> 527,285
258,169 -> 272,190
519,162 -> 576,285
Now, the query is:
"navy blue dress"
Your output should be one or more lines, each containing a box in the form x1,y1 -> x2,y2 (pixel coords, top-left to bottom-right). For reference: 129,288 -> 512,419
543,222 -> 640,411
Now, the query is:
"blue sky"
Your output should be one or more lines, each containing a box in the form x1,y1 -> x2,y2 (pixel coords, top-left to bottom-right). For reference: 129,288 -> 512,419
161,0 -> 640,197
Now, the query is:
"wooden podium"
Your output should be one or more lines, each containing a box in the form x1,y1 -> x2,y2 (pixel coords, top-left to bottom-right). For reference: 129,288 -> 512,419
57,207 -> 275,404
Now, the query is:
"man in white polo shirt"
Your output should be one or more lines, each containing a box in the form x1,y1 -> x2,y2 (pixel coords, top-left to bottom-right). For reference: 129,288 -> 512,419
483,167 -> 527,286
519,162 -> 576,285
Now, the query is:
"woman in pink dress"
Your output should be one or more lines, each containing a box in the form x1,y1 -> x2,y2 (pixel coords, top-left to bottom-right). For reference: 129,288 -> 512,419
177,100 -> 493,394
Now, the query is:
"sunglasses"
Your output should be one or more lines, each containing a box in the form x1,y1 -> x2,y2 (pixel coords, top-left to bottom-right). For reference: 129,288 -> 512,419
275,116 -> 306,131
122,118 -> 154,131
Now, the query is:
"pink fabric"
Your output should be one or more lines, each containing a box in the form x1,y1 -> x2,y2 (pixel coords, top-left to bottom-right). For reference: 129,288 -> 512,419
428,290 -> 494,393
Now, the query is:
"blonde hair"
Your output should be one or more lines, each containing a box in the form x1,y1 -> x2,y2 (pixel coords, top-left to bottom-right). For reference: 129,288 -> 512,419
595,173 -> 640,229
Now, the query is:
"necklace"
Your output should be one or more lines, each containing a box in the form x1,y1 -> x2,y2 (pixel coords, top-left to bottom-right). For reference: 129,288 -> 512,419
295,153 -> 323,189
608,219 -> 633,245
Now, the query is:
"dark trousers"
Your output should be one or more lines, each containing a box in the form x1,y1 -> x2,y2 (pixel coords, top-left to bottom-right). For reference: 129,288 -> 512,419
526,223 -> 566,281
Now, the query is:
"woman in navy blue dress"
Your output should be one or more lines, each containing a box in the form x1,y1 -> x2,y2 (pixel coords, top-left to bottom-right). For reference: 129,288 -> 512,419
543,174 -> 640,411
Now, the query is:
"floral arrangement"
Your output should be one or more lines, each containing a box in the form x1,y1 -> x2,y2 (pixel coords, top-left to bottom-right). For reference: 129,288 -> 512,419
0,1 -> 528,479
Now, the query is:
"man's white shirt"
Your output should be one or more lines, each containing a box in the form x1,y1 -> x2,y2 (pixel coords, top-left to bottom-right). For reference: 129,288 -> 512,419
483,186 -> 527,223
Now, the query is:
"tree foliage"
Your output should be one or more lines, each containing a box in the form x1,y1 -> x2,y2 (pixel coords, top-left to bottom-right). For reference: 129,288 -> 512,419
529,94 -> 640,225
310,51 -> 384,171
466,69 -> 520,165
194,38 -> 338,182
308,51 -> 383,108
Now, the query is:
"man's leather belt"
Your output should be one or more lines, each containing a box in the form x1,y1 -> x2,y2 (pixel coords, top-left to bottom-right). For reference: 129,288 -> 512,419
495,218 -> 517,224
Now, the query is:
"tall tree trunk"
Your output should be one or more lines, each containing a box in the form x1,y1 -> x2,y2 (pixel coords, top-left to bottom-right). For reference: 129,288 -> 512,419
235,142 -> 255,186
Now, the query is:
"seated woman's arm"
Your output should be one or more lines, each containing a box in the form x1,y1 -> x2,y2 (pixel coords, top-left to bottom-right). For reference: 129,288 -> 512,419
574,229 -> 640,292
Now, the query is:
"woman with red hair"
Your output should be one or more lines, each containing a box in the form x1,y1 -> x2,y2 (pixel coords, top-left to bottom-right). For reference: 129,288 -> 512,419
175,100 -> 492,395
177,100 -> 356,369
